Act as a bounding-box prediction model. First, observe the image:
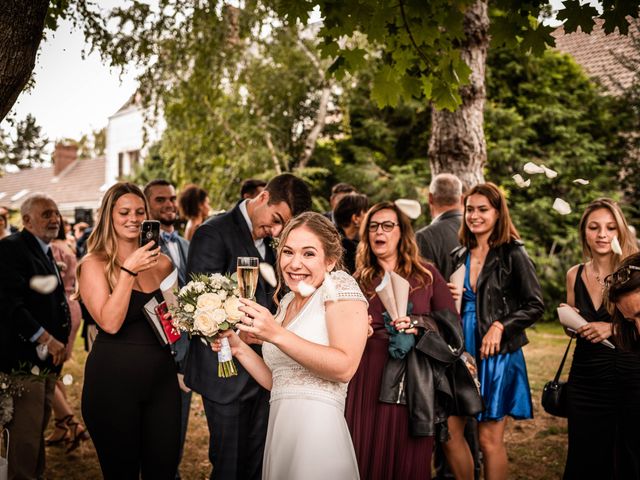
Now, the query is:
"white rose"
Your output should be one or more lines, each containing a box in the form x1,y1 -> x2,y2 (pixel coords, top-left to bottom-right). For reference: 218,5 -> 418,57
224,296 -> 243,321
193,281 -> 205,293
197,292 -> 222,309
179,285 -> 190,296
184,303 -> 195,313
193,309 -> 219,337
218,289 -> 228,300
211,308 -> 227,325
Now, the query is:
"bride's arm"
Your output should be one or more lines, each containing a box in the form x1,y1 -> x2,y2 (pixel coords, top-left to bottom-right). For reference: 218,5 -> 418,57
238,299 -> 368,383
213,331 -> 273,390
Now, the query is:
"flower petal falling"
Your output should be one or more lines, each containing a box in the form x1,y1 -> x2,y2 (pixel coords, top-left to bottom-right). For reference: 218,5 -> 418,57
29,275 -> 58,294
611,236 -> 623,255
573,178 -> 590,185
259,263 -> 277,288
394,199 -> 421,220
552,198 -> 572,215
62,374 -> 73,386
298,280 -> 316,297
513,174 -> 531,188
523,162 -> 545,174
542,165 -> 558,178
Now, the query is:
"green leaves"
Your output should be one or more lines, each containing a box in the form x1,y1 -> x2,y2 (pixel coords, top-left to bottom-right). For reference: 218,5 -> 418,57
556,0 -> 598,34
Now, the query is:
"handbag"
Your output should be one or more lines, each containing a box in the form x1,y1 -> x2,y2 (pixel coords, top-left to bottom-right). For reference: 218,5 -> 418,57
541,335 -> 573,417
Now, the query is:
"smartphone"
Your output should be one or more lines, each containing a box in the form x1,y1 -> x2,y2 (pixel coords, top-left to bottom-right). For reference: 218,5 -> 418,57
140,220 -> 161,248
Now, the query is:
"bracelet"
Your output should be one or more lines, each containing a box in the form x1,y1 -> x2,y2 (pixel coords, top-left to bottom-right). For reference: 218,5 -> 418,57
492,322 -> 504,332
121,266 -> 138,277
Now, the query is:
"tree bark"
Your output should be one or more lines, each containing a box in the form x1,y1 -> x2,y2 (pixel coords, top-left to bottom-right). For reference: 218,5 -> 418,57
428,0 -> 489,189
0,1 -> 50,121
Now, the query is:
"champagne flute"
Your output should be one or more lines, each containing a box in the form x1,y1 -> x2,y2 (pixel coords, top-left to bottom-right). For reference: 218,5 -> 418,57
237,257 -> 259,300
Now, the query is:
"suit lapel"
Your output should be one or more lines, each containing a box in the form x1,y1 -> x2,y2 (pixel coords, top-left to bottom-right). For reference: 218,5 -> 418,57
477,247 -> 499,292
22,230 -> 57,277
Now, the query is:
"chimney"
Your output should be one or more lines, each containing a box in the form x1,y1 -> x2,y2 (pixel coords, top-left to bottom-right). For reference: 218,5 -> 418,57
53,143 -> 78,176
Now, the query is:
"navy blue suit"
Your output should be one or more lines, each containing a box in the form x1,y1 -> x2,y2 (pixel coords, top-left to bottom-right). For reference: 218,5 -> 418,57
185,203 -> 274,480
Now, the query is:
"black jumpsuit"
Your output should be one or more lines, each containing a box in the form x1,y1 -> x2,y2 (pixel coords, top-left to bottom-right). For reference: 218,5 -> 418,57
82,290 -> 180,479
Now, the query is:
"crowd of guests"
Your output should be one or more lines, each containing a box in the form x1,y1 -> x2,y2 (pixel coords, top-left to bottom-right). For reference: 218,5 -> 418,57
1,172 -> 639,480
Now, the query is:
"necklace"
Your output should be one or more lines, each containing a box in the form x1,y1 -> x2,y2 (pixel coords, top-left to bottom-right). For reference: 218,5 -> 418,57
590,263 -> 607,290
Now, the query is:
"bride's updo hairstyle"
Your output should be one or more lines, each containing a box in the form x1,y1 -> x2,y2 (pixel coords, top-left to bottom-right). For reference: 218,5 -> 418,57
274,212 -> 345,300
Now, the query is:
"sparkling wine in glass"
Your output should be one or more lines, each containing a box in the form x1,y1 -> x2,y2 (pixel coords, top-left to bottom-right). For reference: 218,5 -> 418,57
237,257 -> 259,300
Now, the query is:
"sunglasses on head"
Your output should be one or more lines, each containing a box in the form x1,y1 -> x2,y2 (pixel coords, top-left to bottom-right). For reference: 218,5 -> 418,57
368,221 -> 399,233
605,265 -> 640,289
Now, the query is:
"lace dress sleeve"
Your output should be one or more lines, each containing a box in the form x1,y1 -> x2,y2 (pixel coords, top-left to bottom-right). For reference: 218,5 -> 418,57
323,270 -> 368,306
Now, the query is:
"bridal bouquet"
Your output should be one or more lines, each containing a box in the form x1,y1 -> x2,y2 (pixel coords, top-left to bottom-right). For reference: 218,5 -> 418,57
170,273 -> 244,377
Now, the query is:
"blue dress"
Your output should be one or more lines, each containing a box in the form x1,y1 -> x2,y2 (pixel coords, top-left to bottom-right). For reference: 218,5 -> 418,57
462,255 -> 533,421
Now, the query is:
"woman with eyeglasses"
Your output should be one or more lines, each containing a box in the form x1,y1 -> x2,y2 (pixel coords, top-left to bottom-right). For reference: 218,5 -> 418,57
450,183 -> 544,480
345,201 -> 478,480
563,198 -> 640,479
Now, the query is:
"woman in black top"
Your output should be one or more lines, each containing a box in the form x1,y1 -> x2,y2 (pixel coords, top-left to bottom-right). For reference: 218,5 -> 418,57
563,198 -> 640,479
78,182 -> 180,479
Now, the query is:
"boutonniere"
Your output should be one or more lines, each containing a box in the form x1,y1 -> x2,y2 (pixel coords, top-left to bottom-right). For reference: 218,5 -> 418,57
269,237 -> 280,250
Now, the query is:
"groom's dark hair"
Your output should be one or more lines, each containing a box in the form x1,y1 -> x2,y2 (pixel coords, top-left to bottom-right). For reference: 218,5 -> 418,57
266,174 -> 312,216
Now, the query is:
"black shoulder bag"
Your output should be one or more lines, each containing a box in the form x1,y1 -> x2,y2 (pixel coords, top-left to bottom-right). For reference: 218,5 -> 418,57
541,336 -> 573,417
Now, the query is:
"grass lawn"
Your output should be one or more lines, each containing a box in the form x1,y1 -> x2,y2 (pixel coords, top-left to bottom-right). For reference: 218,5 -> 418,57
43,323 -> 572,479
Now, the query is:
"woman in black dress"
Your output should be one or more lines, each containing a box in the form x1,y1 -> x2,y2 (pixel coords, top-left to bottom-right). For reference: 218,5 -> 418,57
563,198 -> 640,479
78,182 -> 180,479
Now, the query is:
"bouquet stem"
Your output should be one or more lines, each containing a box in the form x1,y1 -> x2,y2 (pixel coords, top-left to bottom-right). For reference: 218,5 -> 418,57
217,337 -> 238,377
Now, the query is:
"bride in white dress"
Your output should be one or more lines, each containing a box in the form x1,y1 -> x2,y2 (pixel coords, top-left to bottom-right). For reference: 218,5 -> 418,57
213,212 -> 368,480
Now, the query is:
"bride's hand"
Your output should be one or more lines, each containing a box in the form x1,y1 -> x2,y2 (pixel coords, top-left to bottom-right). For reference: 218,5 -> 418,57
237,297 -> 281,343
210,330 -> 243,356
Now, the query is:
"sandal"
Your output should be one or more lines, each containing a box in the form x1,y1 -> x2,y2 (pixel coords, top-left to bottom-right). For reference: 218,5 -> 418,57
45,417 -> 70,446
64,415 -> 90,453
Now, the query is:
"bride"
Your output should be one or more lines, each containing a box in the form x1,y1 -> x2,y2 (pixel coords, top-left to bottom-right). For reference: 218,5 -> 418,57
213,212 -> 368,479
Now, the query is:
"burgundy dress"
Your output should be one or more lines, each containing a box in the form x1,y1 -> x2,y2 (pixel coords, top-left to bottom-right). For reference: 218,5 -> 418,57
345,264 -> 456,480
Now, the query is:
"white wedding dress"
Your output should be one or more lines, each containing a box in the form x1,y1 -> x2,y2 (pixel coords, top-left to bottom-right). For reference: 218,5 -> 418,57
261,270 -> 367,480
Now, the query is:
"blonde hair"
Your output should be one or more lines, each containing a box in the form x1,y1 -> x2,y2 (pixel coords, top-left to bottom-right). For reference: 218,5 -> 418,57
78,182 -> 149,292
578,198 -> 638,267
355,202 -> 432,295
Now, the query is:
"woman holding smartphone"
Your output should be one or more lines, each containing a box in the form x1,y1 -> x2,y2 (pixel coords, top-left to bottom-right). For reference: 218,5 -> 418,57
78,182 -> 180,479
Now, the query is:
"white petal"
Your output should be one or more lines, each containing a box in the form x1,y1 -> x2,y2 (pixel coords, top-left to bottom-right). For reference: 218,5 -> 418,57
394,199 -> 421,220
29,275 -> 58,294
611,236 -> 623,255
512,174 -> 531,188
573,178 -> 590,185
552,198 -> 572,215
200,337 -> 208,345
523,162 -> 545,174
62,374 -> 73,386
31,365 -> 40,376
297,280 -> 316,297
259,263 -> 277,288
542,165 -> 558,178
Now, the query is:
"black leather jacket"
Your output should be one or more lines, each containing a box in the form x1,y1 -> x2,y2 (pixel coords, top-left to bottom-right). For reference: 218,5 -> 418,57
451,240 -> 544,354
379,309 -> 483,438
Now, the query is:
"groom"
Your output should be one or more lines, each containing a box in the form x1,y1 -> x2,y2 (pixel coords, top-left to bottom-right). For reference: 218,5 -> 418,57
185,173 -> 311,480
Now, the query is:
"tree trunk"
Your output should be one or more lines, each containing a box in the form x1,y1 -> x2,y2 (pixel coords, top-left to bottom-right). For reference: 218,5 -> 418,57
428,0 -> 489,189
0,1 -> 50,121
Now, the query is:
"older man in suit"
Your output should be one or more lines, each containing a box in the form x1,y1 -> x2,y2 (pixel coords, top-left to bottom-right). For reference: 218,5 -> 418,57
0,193 -> 70,480
144,179 -> 192,479
186,173 -> 311,480
415,173 -> 464,280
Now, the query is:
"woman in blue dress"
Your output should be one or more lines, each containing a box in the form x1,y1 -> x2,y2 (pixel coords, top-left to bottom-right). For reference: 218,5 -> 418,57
451,182 -> 544,480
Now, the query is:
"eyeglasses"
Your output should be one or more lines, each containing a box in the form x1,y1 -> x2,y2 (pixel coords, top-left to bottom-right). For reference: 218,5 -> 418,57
604,265 -> 640,289
368,221 -> 399,233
